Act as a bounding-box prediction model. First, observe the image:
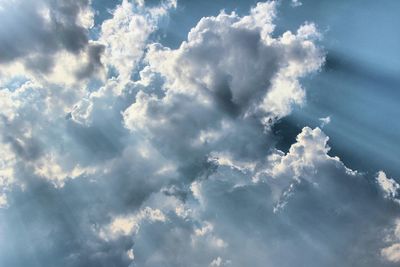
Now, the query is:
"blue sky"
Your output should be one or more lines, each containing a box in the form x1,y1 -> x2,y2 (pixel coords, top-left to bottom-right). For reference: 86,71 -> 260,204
0,1 -> 399,266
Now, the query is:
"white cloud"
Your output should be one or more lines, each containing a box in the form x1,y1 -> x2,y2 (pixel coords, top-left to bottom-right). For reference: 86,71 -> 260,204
0,142 -> 13,207
267,127 -> 333,180
319,116 -> 331,127
291,0 -> 302,7
381,219 -> 400,263
377,171 -> 400,199
138,7 -> 323,124
127,248 -> 135,260
168,126 -> 400,266
0,1 -> 398,267
100,207 -> 167,240
0,0 -> 179,201
33,153 -> 96,187
123,2 -> 323,183
382,244 -> 400,263
89,123 -> 399,267
100,0 -> 176,82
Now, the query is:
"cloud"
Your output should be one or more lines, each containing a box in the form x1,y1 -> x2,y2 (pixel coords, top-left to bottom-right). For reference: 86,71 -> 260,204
381,219 -> 400,263
0,1 -> 398,267
0,0 -> 177,187
139,2 -> 322,122
0,0 -> 176,85
123,2 -> 323,183
115,127 -> 400,267
0,134 -> 179,266
382,244 -> 400,263
99,0 -> 176,81
377,171 -> 400,200
0,0 -> 105,84
100,207 -> 167,240
319,116 -> 331,127
0,1 -> 181,266
0,0 -> 92,63
75,42 -> 106,80
291,0 -> 303,7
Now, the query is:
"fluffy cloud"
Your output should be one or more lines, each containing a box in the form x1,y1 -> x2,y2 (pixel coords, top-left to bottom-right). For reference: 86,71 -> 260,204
0,0 -> 177,187
0,0 -> 105,85
377,171 -> 400,200
382,244 -> 400,263
0,1 -> 398,267
0,1 -> 181,254
0,132 -> 178,266
137,2 -> 322,122
0,0 -> 175,86
0,0 -> 93,63
123,2 -> 323,183
99,0 -> 176,81
114,127 -> 400,267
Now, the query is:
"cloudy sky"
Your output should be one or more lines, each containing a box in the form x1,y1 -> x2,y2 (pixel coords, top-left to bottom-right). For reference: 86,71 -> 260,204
0,0 -> 399,266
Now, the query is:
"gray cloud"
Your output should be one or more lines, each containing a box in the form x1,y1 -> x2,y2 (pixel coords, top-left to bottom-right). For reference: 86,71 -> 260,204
0,1 -> 397,267
0,0 -> 106,83
75,43 -> 106,80
0,0 -> 90,62
123,127 -> 400,267
123,2 -> 323,183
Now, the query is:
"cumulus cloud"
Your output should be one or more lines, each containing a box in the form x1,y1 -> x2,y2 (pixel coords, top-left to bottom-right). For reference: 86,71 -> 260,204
0,0 -> 92,63
0,0 -> 105,84
99,0 -> 176,81
382,244 -> 400,263
0,0 -> 176,187
0,0 -> 175,86
0,1 -> 398,267
0,1 -> 181,265
100,207 -> 167,240
113,127 -> 399,267
377,171 -> 400,200
137,2 -> 323,122
381,219 -> 400,263
123,2 -> 323,183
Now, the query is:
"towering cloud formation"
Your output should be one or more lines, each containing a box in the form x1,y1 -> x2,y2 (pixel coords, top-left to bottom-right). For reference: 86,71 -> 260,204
123,2 -> 323,182
0,1 -> 398,267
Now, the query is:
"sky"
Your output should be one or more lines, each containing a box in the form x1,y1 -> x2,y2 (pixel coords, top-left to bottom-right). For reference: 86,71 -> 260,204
0,0 -> 399,266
